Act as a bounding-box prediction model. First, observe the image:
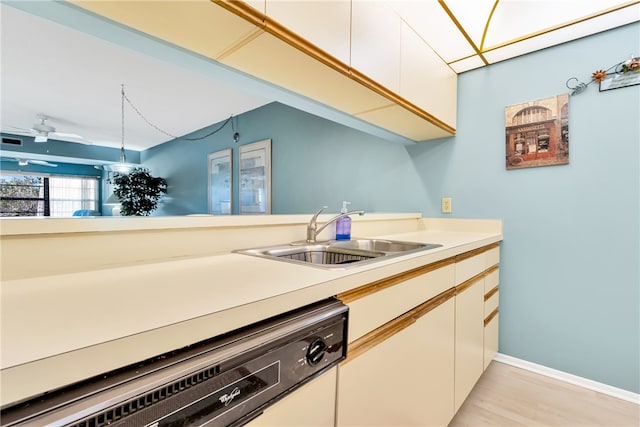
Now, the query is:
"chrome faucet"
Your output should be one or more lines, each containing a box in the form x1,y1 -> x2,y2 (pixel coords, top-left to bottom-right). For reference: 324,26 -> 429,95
306,206 -> 365,243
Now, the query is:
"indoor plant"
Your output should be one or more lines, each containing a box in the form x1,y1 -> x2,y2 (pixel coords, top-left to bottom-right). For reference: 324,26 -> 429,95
109,167 -> 167,216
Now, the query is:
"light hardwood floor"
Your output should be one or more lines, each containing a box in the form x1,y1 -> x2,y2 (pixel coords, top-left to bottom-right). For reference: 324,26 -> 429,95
449,361 -> 639,427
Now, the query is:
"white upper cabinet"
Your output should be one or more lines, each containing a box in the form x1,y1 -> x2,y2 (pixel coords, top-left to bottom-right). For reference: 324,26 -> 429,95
265,0 -> 351,65
351,0 -> 402,94
245,0 -> 266,14
72,0 -> 458,142
69,0 -> 259,60
401,21 -> 457,128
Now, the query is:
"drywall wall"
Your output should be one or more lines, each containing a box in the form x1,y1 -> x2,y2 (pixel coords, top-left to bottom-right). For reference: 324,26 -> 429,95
407,22 -> 639,393
142,102 -> 429,216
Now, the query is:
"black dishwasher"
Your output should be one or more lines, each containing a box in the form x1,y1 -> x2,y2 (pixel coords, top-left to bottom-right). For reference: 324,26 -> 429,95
1,298 -> 348,427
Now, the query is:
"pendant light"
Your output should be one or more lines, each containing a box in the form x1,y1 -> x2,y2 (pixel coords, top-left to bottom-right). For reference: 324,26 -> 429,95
96,84 -> 137,172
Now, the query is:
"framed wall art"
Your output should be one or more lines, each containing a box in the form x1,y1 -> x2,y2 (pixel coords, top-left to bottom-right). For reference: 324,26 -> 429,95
208,149 -> 232,215
239,139 -> 271,214
505,93 -> 569,170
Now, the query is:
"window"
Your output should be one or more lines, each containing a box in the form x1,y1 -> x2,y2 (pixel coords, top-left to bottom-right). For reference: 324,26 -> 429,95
0,174 -> 99,217
49,176 -> 99,217
0,175 -> 48,216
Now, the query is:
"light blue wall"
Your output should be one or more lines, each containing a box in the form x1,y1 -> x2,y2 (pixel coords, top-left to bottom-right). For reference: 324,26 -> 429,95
142,103 -> 428,215
3,10 -> 637,393
142,25 -> 638,393
408,23 -> 639,393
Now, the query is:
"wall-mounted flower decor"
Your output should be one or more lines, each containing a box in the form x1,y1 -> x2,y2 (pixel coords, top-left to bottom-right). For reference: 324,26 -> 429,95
566,55 -> 640,95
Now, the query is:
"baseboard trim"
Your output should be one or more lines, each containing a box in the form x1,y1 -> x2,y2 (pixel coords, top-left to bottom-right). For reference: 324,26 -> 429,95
493,353 -> 640,405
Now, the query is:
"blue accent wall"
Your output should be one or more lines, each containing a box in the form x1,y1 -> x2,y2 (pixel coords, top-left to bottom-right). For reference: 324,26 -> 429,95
1,133 -> 140,164
0,159 -> 100,177
407,23 -> 639,393
142,103 -> 428,215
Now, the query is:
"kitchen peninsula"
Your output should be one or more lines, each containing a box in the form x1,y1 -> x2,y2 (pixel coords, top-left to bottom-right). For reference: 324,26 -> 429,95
1,214 -> 502,425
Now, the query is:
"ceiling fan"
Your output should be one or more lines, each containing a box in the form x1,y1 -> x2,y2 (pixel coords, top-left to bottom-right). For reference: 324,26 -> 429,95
7,115 -> 89,143
4,157 -> 58,167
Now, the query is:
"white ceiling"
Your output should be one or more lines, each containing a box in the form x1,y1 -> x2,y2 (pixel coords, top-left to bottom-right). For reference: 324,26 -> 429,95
392,0 -> 639,73
1,1 -> 638,153
0,4 -> 271,151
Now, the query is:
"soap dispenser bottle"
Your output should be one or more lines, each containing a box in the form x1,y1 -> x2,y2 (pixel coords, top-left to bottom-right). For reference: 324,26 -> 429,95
335,201 -> 352,240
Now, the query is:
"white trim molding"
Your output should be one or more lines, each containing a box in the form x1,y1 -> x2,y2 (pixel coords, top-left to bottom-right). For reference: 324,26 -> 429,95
494,353 -> 640,405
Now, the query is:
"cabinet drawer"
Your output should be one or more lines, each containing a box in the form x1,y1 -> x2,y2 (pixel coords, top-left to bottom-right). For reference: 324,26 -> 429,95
456,245 -> 500,286
484,290 -> 499,317
344,263 -> 454,341
455,253 -> 485,285
485,247 -> 500,269
484,268 -> 499,293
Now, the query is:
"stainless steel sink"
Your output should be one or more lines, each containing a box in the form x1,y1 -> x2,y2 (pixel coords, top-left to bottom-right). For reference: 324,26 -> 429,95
234,239 -> 442,269
329,238 -> 438,253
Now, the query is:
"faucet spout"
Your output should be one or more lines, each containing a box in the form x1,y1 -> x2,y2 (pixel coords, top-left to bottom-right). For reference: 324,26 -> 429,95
306,207 -> 364,243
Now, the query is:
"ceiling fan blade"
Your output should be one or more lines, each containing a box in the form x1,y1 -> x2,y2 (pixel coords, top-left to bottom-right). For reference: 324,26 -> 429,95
4,126 -> 33,136
53,132 -> 83,139
29,159 -> 58,167
51,132 -> 93,145
6,125 -> 31,132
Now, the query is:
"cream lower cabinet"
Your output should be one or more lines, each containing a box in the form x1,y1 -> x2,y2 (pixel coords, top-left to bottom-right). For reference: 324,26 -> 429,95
252,243 -> 499,426
454,274 -> 485,411
245,367 -> 337,427
483,267 -> 500,369
336,298 -> 455,426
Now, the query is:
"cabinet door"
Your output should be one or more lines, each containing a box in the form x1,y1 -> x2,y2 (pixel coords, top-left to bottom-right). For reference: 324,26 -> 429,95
351,0 -> 401,93
400,21 -> 457,128
345,262 -> 454,341
484,313 -> 499,370
246,367 -> 337,427
337,299 -> 455,426
454,276 -> 485,411
265,0 -> 351,65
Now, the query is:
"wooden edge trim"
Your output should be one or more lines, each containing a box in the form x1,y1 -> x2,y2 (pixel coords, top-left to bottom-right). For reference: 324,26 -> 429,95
455,272 -> 484,295
339,243 -> 499,304
342,287 -> 456,365
484,308 -> 499,326
264,15 -> 351,74
457,263 -> 499,295
484,264 -> 499,276
212,0 -> 266,28
347,68 -> 455,133
211,0 -> 455,134
343,315 -> 416,363
455,242 -> 500,262
413,287 -> 457,319
337,258 -> 454,304
484,285 -> 499,301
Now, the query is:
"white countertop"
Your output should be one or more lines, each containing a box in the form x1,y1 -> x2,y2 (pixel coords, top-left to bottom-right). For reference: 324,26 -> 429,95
1,228 -> 499,368
0,216 -> 501,406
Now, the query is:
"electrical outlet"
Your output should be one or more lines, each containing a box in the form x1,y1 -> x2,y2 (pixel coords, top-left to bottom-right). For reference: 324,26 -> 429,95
441,197 -> 452,214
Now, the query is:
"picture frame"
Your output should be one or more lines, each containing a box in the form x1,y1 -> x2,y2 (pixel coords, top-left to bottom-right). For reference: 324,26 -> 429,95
505,93 -> 569,170
239,139 -> 271,215
208,149 -> 232,215
599,72 -> 640,91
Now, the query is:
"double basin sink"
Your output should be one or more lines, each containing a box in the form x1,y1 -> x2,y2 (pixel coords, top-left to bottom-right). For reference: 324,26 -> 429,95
234,238 -> 442,270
